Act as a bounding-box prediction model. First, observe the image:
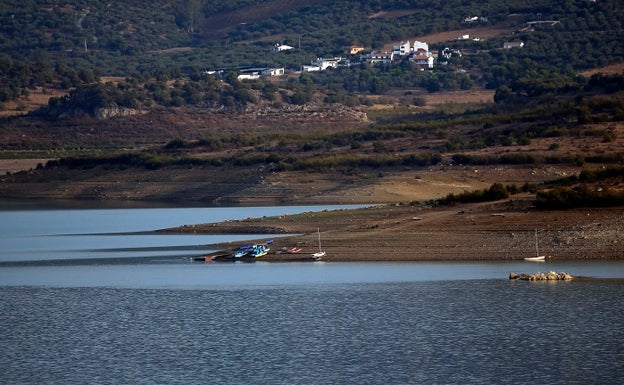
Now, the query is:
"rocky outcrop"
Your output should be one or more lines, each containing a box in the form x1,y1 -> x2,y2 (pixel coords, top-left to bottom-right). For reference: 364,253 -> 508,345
509,271 -> 574,281
94,106 -> 144,120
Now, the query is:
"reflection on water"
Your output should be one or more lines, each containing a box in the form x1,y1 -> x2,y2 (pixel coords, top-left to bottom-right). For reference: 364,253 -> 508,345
2,232 -> 282,262
1,260 -> 623,289
0,204 -> 365,263
1,204 -> 623,288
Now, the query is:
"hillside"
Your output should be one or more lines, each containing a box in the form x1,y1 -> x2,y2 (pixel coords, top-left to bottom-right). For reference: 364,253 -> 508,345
1,0 -> 623,209
1,72 -> 624,206
2,1 -> 623,79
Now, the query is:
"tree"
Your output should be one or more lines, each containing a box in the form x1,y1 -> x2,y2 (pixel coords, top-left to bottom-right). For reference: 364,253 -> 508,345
174,0 -> 203,34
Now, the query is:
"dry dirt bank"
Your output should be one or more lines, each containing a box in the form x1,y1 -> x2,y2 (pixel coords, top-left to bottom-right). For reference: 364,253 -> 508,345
0,163 -> 585,205
167,197 -> 624,262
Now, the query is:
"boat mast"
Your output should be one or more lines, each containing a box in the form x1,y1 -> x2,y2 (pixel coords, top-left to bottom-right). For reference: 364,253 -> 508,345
535,229 -> 539,257
317,228 -> 322,252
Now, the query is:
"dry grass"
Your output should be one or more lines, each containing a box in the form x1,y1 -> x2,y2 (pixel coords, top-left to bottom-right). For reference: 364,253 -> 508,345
0,88 -> 66,117
382,24 -> 517,50
368,10 -> 419,19
420,89 -> 495,105
0,159 -> 50,174
580,62 -> 624,77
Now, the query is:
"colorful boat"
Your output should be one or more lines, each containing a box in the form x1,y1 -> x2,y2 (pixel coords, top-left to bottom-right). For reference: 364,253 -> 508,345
231,244 -> 253,259
249,244 -> 270,258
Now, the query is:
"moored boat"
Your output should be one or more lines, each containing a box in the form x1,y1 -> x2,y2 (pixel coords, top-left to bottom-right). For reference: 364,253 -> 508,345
312,228 -> 326,260
524,229 -> 547,262
249,243 -> 270,257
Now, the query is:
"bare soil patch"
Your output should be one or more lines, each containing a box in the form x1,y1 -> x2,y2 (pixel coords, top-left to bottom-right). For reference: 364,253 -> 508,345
422,89 -> 494,105
100,76 -> 129,84
580,62 -> 624,77
369,10 -> 418,19
0,87 -> 66,117
172,197 -> 624,262
382,24 -> 517,50
0,159 -> 50,174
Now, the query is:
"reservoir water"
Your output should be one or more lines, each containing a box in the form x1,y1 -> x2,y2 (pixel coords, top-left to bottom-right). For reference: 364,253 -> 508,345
1,204 -> 623,384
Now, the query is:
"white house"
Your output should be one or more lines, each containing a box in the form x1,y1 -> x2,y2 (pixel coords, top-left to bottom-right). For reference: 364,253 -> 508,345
393,41 -> 411,56
311,57 -> 342,70
465,16 -> 488,23
503,41 -> 525,49
368,50 -> 393,64
272,44 -> 294,52
237,73 -> 260,80
410,54 -> 434,69
301,65 -> 321,72
261,68 -> 285,76
412,40 -> 429,53
237,66 -> 284,80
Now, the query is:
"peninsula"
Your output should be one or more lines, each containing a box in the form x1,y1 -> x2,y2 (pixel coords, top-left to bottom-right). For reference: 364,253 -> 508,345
163,193 -> 624,262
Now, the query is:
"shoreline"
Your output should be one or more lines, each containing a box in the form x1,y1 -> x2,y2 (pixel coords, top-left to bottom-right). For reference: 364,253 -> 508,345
164,198 -> 624,262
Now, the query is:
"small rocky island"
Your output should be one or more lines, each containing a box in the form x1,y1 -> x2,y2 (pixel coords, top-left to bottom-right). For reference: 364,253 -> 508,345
509,271 -> 574,281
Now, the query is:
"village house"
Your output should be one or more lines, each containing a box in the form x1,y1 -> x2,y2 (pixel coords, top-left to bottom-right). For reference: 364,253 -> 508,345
409,54 -> 435,69
236,68 -> 285,80
392,40 -> 430,55
237,72 -> 260,80
367,50 -> 393,64
464,16 -> 488,23
301,65 -> 321,72
393,41 -> 411,56
365,39 -> 434,69
217,37 -> 437,79
302,57 -> 343,72
503,41 -> 525,49
313,57 -> 342,70
272,43 -> 294,52
261,68 -> 285,76
412,40 -> 429,53
349,46 -> 366,55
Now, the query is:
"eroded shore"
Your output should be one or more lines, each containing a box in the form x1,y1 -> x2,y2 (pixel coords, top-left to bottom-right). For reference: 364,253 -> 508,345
163,198 -> 624,261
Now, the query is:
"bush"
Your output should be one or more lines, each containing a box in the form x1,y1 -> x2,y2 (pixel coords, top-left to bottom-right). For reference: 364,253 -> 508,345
437,183 -> 511,206
535,185 -> 624,209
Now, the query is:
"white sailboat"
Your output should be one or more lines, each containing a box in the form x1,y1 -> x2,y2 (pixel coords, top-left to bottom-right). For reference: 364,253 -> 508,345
524,229 -> 546,262
312,228 -> 326,260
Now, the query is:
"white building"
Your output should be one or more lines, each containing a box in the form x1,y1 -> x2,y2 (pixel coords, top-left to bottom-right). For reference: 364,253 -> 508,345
503,41 -> 525,49
393,41 -> 411,56
412,40 -> 429,53
368,50 -> 393,64
237,73 -> 260,80
261,68 -> 285,76
272,44 -> 294,52
301,65 -> 321,72
311,57 -> 342,70
410,54 -> 434,69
